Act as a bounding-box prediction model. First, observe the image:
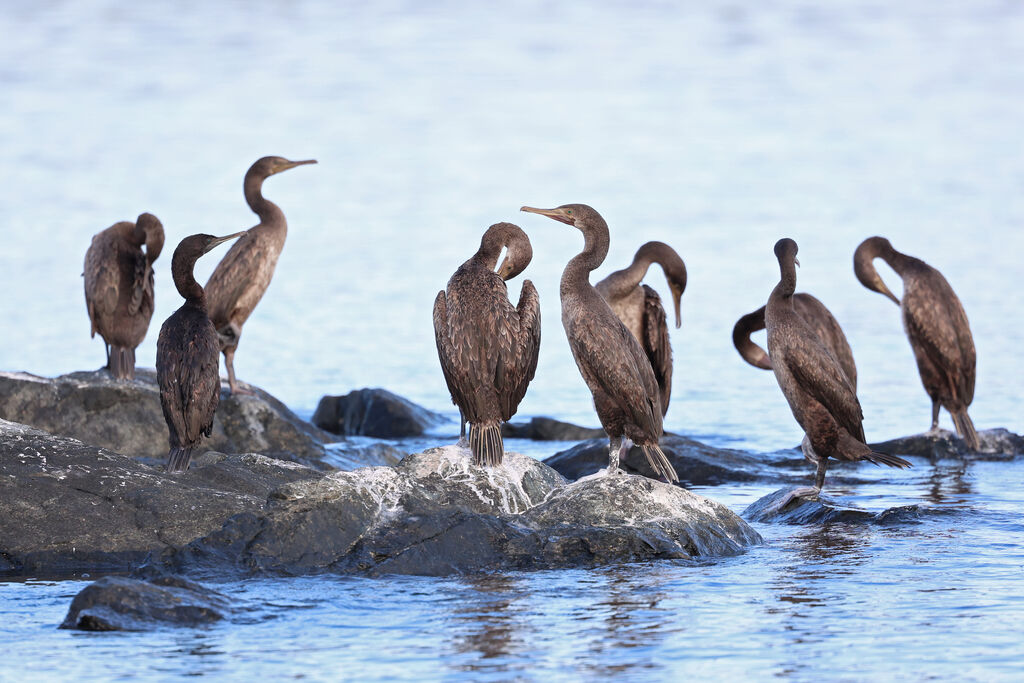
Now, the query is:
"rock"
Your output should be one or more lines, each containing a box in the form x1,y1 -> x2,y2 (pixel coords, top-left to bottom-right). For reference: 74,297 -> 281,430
324,441 -> 406,471
546,434 -> 795,485
0,420 -> 317,577
0,369 -> 334,468
871,428 -> 1024,460
60,575 -> 227,630
312,388 -> 445,437
501,417 -> 605,441
743,487 -> 922,525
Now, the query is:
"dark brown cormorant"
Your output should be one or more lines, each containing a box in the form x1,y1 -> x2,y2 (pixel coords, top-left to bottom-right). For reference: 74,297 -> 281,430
767,238 -> 909,499
157,231 -> 246,473
521,204 -> 678,483
433,222 -> 541,466
734,292 -> 857,388
854,236 -> 979,450
205,156 -> 317,394
83,213 -> 165,379
595,241 -> 686,415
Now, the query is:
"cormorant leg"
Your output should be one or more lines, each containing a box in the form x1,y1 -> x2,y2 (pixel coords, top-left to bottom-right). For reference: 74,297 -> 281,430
457,409 -> 469,448
224,348 -> 251,395
813,456 -> 828,492
930,401 -> 940,432
104,342 -> 110,368
607,436 -> 623,475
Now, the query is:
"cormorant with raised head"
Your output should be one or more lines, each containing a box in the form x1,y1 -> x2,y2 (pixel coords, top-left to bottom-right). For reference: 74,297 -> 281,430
433,222 -> 541,466
854,236 -> 979,451
205,156 -> 317,394
158,231 -> 246,473
83,213 -> 165,379
767,238 -> 909,499
521,204 -> 678,483
595,241 -> 686,415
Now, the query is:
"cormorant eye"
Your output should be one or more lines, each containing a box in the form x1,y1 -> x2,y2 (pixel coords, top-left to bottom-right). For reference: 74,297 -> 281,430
567,209 -> 573,215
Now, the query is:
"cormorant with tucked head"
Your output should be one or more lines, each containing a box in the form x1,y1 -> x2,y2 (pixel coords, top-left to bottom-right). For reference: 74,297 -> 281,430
83,213 -> 165,379
521,204 -> 678,483
157,231 -> 246,473
205,156 -> 317,395
767,238 -> 909,500
734,292 -> 857,388
854,236 -> 979,451
433,222 -> 541,466
595,241 -> 686,415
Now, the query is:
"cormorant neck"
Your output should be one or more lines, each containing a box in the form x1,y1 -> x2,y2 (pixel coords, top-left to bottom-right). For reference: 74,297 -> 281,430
601,250 -> 653,299
561,218 -> 610,294
171,253 -> 207,308
774,254 -> 798,299
733,308 -> 772,370
244,171 -> 285,225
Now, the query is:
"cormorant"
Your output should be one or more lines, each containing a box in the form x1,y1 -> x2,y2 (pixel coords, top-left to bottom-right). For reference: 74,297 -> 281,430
433,222 -> 541,465
521,204 -> 678,483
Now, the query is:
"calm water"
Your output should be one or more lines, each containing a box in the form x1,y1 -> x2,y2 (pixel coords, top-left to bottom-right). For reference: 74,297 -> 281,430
2,1 -> 1023,679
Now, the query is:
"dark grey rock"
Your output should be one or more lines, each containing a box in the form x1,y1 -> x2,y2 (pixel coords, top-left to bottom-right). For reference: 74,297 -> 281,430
743,487 -> 922,525
60,575 -> 227,630
871,428 -> 1024,460
501,417 -> 605,441
0,369 -> 334,468
312,388 -> 445,438
546,434 -> 793,485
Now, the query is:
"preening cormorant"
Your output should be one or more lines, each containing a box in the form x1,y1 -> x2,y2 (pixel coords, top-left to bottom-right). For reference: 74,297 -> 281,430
433,222 -> 541,466
157,231 -> 246,473
734,292 -> 857,388
83,213 -> 165,379
854,236 -> 979,450
595,241 -> 686,415
205,156 -> 317,394
767,238 -> 909,499
521,204 -> 678,483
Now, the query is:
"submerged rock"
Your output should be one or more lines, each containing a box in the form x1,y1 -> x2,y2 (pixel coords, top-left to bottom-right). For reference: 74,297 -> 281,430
312,388 -> 445,437
871,428 -> 1024,460
501,417 -> 605,441
545,434 -> 793,485
743,487 -> 922,525
0,369 -> 334,468
60,575 -> 227,631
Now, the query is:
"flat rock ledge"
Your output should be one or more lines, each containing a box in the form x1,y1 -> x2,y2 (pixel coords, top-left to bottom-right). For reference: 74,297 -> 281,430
743,487 -> 923,525
0,369 -> 336,468
60,575 -> 228,631
0,421 -> 759,578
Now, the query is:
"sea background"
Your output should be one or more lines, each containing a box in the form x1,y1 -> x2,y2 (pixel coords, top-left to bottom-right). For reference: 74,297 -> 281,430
1,1 -> 1023,679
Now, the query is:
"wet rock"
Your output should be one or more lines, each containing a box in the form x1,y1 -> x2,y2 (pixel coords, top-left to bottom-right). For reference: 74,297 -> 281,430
0,369 -> 334,468
312,388 -> 445,438
60,576 -> 226,630
545,434 -> 791,485
501,417 -> 605,441
743,487 -> 922,525
0,420 -> 316,577
324,441 -> 406,471
871,428 -> 1024,460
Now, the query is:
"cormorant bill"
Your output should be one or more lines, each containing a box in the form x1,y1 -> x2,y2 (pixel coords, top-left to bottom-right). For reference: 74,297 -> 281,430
157,230 -> 246,473
433,222 -> 541,466
521,204 -> 678,483
205,156 -> 317,395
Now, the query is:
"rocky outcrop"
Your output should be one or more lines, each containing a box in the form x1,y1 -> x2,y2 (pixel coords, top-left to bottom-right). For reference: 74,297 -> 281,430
501,417 -> 606,441
312,388 -> 446,438
60,575 -> 228,630
0,421 -> 760,578
545,434 -> 798,485
743,487 -> 923,525
870,428 -> 1024,460
0,370 -> 335,468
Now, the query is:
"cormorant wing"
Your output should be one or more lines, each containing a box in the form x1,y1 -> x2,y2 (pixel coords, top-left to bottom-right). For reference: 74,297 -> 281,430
83,236 -> 120,337
641,284 -> 672,414
433,290 -> 474,416
204,233 -> 274,329
497,279 -> 541,421
783,333 -> 866,442
904,279 -> 976,406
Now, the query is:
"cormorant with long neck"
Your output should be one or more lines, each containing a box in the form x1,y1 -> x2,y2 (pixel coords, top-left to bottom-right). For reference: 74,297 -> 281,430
734,292 -> 857,388
854,236 -> 979,450
595,241 -> 686,415
83,213 -> 165,379
767,238 -> 909,499
433,222 -> 541,466
157,231 -> 246,473
521,204 -> 678,483
205,156 -> 317,394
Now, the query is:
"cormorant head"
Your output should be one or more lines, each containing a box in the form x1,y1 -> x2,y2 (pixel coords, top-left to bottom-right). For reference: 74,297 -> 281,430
853,236 -> 900,305
135,213 -> 165,263
248,156 -> 318,179
636,241 -> 686,328
482,222 -> 533,280
520,203 -> 602,230
774,238 -> 800,268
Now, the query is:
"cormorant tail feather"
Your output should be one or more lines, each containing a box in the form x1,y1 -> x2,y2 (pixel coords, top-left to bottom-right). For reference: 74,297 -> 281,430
166,447 -> 195,473
951,410 -> 980,452
108,345 -> 135,380
861,450 -> 912,469
642,444 -> 679,483
469,422 -> 504,467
